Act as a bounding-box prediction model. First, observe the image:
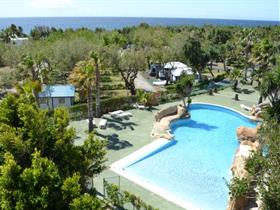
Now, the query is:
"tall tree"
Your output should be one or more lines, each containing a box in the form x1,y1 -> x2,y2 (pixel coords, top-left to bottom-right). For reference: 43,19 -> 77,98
184,38 -> 209,80
175,74 -> 194,109
17,54 -> 52,104
90,52 -> 101,118
0,93 -> 107,209
68,59 -> 96,132
230,68 -> 242,91
102,47 -> 146,95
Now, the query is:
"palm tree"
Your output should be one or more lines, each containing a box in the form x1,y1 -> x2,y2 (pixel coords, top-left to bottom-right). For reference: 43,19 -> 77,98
260,59 -> 280,105
17,55 -> 51,104
175,74 -> 195,110
90,52 -> 101,118
230,68 -> 242,91
68,59 -> 97,132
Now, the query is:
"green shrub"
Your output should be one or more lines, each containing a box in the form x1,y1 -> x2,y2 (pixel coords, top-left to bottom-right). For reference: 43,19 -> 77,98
104,181 -> 158,210
101,83 -> 125,90
100,76 -> 113,82
68,96 -> 137,120
228,177 -> 250,199
213,73 -> 227,82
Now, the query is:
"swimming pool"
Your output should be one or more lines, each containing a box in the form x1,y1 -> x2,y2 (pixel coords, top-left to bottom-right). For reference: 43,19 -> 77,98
111,103 -> 257,210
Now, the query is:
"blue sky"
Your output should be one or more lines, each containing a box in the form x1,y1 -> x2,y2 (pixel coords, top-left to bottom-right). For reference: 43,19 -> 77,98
0,0 -> 279,21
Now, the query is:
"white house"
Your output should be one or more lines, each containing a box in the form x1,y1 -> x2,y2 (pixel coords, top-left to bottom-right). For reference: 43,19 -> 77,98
38,85 -> 75,109
159,61 -> 193,82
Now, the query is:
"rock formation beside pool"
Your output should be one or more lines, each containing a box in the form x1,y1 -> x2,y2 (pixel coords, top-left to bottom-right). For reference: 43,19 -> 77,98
151,104 -> 189,140
227,126 -> 260,210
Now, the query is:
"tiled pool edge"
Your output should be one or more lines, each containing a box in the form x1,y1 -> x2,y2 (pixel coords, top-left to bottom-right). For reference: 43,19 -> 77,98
110,138 -> 200,210
110,102 -> 255,210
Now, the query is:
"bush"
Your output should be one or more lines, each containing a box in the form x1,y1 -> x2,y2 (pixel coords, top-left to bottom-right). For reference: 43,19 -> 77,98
104,181 -> 159,210
68,95 -> 137,120
213,73 -> 227,82
228,177 -> 250,199
100,76 -> 112,83
101,83 -> 125,90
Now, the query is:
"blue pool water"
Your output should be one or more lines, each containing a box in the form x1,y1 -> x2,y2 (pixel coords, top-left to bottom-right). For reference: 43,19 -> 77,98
124,104 -> 257,210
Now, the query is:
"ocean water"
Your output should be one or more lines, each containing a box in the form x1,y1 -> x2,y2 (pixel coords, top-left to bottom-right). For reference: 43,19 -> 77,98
0,17 -> 279,33
124,104 -> 257,210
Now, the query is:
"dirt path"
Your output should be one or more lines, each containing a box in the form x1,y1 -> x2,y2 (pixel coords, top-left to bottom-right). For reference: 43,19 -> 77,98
134,72 -> 156,92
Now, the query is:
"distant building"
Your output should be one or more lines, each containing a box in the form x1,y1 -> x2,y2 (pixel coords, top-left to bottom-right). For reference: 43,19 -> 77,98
160,61 -> 193,82
10,35 -> 29,45
39,85 -> 75,109
149,63 -> 164,77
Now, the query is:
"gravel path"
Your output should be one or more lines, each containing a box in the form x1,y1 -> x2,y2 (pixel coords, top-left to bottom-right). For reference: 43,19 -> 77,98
135,72 -> 156,92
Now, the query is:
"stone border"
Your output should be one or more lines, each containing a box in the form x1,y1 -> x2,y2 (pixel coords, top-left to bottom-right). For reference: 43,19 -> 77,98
110,102 -> 256,210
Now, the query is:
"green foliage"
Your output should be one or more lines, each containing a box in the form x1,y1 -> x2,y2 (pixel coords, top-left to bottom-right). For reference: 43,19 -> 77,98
61,173 -> 81,203
70,194 -> 103,210
69,95 -> 136,119
0,93 -> 107,209
228,177 -> 251,199
104,181 -> 159,210
257,121 -> 280,210
260,58 -> 280,105
183,38 -> 209,78
136,90 -> 154,107
175,74 -> 195,107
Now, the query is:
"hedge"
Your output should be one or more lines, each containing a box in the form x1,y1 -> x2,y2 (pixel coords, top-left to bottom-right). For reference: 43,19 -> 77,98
69,95 -> 137,120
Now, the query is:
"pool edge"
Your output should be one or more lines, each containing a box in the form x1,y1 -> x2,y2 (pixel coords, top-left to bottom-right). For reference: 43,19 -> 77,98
110,102 -> 256,210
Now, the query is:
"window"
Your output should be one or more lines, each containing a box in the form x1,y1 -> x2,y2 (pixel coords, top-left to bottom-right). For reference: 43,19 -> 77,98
58,98 -> 65,104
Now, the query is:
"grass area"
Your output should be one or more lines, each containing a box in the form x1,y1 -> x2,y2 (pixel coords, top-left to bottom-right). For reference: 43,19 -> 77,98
70,84 -> 260,210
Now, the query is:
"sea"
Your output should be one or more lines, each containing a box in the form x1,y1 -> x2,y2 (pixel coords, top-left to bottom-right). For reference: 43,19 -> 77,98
0,17 -> 279,34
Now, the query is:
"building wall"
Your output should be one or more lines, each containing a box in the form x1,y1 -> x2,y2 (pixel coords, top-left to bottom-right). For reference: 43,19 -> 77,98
39,97 -> 73,109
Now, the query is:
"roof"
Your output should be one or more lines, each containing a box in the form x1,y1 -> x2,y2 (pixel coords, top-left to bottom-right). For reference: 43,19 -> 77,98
164,61 -> 193,77
171,68 -> 192,77
39,85 -> 75,98
164,61 -> 189,69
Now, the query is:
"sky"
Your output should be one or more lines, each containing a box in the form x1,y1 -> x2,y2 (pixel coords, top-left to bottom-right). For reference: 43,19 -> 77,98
0,0 -> 279,21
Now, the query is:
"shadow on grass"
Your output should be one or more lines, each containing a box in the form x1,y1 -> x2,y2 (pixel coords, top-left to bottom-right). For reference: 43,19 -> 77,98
102,116 -> 137,131
234,88 -> 255,94
96,132 -> 133,150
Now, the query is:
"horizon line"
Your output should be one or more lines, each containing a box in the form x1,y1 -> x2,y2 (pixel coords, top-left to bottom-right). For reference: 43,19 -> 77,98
0,16 -> 279,22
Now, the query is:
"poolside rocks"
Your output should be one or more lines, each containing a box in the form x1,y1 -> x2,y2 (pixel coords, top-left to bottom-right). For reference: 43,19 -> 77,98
227,126 -> 260,210
151,104 -> 189,140
237,126 -> 259,143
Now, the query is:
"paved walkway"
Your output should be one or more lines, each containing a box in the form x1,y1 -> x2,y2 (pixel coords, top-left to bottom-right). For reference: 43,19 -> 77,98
70,84 -> 260,210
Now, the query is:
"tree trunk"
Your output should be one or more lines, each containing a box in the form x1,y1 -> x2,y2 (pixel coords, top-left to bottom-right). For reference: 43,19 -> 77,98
198,70 -> 202,81
223,60 -> 227,72
182,97 -> 186,108
129,84 -> 136,95
233,80 -> 238,91
258,96 -> 263,105
208,67 -> 214,78
147,56 -> 151,70
95,62 -> 101,118
87,85 -> 94,133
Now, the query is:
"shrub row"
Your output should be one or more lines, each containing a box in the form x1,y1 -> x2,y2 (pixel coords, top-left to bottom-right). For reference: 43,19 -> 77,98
101,83 -> 125,90
100,76 -> 113,82
69,95 -> 137,120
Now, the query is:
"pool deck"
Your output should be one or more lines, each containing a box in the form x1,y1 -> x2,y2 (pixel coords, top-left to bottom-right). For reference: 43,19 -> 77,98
70,84 -> 260,210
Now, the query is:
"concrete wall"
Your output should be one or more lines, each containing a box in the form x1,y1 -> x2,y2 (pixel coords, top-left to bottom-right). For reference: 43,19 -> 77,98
39,97 -> 73,109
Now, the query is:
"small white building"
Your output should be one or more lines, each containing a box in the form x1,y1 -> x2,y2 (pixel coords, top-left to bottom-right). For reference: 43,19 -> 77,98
38,85 -> 75,109
10,35 -> 29,45
159,61 -> 193,82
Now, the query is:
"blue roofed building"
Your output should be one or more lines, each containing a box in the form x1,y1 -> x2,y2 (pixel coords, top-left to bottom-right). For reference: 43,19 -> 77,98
38,85 -> 75,109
